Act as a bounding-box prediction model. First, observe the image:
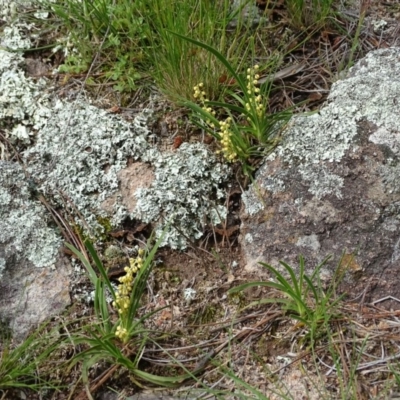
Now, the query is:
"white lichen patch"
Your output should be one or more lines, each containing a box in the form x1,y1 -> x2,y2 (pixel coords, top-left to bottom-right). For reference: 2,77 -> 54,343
1,23 -> 33,50
0,258 -> 5,277
0,49 -> 51,145
380,163 -> 400,195
245,48 -> 400,215
0,0 -> 45,49
369,127 -> 400,157
242,172 -> 286,216
298,164 -> 344,199
0,163 -> 61,278
242,188 -> 265,217
244,233 -> 253,244
134,143 -> 230,249
0,0 -> 17,20
0,0 -> 51,22
25,99 -> 152,232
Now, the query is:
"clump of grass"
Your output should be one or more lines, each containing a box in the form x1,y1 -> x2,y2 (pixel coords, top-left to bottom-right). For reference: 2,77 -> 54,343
45,0 -> 254,100
0,322 -> 62,394
285,0 -> 337,31
140,0 -> 252,103
48,0 -> 146,92
229,255 -> 344,341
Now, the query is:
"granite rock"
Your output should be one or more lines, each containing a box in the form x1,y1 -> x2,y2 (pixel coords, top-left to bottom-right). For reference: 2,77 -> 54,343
240,48 -> 400,305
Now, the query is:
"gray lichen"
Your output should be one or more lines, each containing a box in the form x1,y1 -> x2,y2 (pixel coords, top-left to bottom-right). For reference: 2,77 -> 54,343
298,164 -> 344,199
0,258 -> 5,277
241,186 -> 265,217
0,163 -> 61,278
25,99 -> 153,232
0,0 -> 51,21
0,49 -> 51,147
1,43 -> 230,251
296,234 -> 321,252
134,143 -> 230,249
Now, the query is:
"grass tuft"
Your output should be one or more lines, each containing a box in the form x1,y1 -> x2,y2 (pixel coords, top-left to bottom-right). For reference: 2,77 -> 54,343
229,255 -> 345,342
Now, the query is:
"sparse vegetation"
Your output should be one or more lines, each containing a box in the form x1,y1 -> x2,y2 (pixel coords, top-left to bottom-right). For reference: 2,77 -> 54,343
44,0 -> 254,101
64,234 -> 195,389
0,322 -> 62,394
229,255 -> 344,340
285,0 -> 337,31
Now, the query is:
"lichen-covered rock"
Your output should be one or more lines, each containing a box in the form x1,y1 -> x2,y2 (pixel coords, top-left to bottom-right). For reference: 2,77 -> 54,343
24,98 -> 153,232
0,48 -> 51,144
0,162 -> 71,339
134,143 -> 230,249
240,48 -> 400,304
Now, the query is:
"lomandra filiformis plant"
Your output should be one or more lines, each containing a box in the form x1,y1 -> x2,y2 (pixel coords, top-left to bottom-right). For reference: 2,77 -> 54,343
193,66 -> 265,163
113,250 -> 144,342
172,32 -> 292,175
65,234 -> 194,387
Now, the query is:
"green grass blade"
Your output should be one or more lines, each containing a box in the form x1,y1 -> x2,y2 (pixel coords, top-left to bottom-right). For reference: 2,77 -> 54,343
65,242 -> 97,285
303,275 -> 320,303
85,239 -> 116,299
279,260 -> 302,297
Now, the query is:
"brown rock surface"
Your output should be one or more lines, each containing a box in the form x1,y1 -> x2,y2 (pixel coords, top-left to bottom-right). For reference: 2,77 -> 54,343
101,161 -> 155,214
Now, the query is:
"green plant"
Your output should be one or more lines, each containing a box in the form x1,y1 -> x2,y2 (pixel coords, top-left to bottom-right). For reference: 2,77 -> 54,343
0,322 -> 62,393
284,0 -> 337,31
140,0 -> 251,102
229,256 -> 343,335
65,233 -> 201,390
47,0 -> 147,93
172,33 -> 291,174
45,0 -> 254,98
342,0 -> 369,71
